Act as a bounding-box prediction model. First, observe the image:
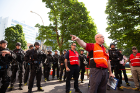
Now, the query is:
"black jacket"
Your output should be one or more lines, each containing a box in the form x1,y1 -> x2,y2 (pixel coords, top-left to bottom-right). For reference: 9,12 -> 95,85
59,54 -> 65,65
109,49 -> 123,65
79,54 -> 87,67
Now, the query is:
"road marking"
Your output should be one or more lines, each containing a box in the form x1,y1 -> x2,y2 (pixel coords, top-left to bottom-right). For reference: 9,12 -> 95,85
121,86 -> 140,91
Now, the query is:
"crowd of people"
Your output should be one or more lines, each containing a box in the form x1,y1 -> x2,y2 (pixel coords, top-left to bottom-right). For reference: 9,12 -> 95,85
0,34 -> 140,93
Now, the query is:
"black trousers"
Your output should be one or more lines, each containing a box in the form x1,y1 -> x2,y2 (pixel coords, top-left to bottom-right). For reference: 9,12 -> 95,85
24,65 -> 30,83
44,65 -> 51,80
11,64 -> 23,87
119,64 -> 128,84
28,65 -> 42,90
52,64 -> 59,78
114,65 -> 121,87
80,66 -> 85,81
0,70 -> 10,93
59,65 -> 66,80
66,65 -> 80,92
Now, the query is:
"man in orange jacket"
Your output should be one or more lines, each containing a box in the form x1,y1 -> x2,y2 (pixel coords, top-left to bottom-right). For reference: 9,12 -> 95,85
70,34 -> 114,93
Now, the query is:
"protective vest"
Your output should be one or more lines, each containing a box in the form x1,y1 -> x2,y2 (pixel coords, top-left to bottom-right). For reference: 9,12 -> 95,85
93,43 -> 109,68
130,53 -> 140,66
69,50 -> 79,65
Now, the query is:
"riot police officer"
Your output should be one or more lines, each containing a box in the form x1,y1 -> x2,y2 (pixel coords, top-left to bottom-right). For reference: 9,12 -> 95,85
109,43 -> 123,91
25,42 -> 46,93
0,40 -> 16,93
52,50 -> 60,80
44,50 -> 53,81
24,45 -> 34,85
79,49 -> 87,83
8,42 -> 25,91
59,49 -> 67,81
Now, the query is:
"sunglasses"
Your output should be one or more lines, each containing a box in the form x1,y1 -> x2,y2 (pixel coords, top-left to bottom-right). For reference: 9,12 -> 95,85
73,45 -> 76,47
132,48 -> 137,50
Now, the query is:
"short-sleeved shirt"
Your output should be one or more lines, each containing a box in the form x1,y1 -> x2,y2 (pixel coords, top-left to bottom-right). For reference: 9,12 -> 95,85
85,43 -> 107,68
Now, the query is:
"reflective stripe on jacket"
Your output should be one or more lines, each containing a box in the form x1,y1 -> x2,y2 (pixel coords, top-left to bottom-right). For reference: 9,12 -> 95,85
130,53 -> 140,66
93,43 -> 109,68
69,50 -> 79,65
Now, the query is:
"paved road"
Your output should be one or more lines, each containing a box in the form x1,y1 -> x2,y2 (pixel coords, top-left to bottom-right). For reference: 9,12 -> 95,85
5,75 -> 140,93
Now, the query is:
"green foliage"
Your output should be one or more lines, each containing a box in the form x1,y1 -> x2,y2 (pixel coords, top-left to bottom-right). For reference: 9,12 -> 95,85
105,0 -> 140,50
36,0 -> 97,54
122,48 -> 132,57
4,24 -> 27,50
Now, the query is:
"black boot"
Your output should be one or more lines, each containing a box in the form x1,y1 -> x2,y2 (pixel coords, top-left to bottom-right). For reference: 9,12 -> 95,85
28,89 -> 32,93
19,84 -> 23,90
37,87 -> 44,91
8,84 -> 14,91
75,89 -> 82,93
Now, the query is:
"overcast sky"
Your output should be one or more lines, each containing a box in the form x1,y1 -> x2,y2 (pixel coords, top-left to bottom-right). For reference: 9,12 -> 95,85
0,0 -> 113,46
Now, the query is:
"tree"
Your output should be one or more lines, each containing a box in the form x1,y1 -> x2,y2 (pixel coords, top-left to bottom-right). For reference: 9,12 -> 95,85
5,24 -> 27,50
36,0 -> 97,54
105,0 -> 140,50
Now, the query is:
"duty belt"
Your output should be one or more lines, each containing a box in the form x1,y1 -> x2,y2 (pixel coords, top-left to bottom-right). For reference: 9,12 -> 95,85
34,61 -> 40,64
96,67 -> 107,70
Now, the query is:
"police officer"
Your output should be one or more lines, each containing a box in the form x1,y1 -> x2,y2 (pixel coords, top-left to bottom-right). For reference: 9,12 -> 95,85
52,50 -> 60,80
44,50 -> 53,81
59,49 -> 67,81
0,40 -> 16,93
8,42 -> 25,91
79,49 -> 87,83
25,42 -> 46,93
109,43 -> 123,91
24,45 -> 34,85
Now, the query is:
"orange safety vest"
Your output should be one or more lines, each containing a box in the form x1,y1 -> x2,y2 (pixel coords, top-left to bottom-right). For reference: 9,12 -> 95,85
93,43 -> 109,68
130,53 -> 140,66
69,50 -> 79,65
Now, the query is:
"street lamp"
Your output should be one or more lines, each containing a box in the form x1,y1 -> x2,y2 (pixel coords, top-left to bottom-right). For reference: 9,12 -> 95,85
30,11 -> 44,50
30,11 -> 44,25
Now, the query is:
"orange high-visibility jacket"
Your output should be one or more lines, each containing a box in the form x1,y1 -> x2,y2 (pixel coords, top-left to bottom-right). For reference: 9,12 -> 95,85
93,43 -> 109,68
69,50 -> 79,65
130,53 -> 140,66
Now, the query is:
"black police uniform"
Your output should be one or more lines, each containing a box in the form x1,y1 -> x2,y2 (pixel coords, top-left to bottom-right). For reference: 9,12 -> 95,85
79,53 -> 87,82
59,54 -> 66,81
44,53 -> 53,81
25,49 -> 46,92
24,49 -> 31,84
9,48 -> 25,90
0,48 -> 16,93
109,49 -> 123,88
52,54 -> 60,79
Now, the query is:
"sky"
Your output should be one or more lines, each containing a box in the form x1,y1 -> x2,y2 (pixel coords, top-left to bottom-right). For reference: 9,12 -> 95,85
0,0 -> 112,46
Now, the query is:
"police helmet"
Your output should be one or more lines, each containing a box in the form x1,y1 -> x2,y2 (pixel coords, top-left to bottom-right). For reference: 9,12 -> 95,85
63,49 -> 67,52
16,42 -> 21,46
1,40 -> 8,44
55,50 -> 58,52
110,43 -> 115,48
29,45 -> 33,48
34,42 -> 40,46
80,49 -> 84,51
47,50 -> 52,53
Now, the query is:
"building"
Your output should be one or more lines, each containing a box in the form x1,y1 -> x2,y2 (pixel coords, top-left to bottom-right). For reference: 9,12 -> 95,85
0,17 -> 37,44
